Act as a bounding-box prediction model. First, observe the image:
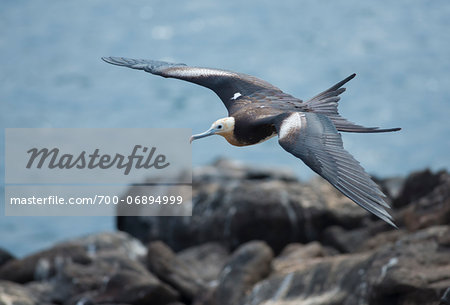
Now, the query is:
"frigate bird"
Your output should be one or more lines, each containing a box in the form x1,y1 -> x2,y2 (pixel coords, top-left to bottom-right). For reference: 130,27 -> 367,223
102,57 -> 400,227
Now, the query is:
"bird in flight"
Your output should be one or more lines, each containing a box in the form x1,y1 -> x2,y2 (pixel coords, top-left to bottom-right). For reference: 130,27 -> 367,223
102,57 -> 400,227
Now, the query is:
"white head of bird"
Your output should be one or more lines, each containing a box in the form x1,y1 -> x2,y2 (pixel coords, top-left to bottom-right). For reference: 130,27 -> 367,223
190,117 -> 235,143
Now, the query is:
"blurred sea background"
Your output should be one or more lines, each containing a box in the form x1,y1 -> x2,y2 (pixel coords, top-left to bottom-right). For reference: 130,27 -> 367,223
1,0 -> 449,257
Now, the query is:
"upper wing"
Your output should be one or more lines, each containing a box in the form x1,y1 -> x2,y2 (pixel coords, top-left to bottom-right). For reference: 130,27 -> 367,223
276,112 -> 396,227
102,57 -> 282,111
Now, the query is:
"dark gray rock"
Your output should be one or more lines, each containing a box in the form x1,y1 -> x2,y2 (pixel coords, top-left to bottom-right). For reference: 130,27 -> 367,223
214,241 -> 273,305
50,255 -> 155,303
26,281 -> 72,305
146,241 -> 205,301
0,248 -> 14,268
393,169 -> 443,208
244,253 -> 369,305
63,290 -> 133,305
273,242 -> 337,272
69,231 -> 147,261
92,269 -> 179,305
322,170 -> 450,253
177,242 -> 229,285
0,232 -> 146,284
45,246 -> 177,305
243,226 -> 450,305
118,159 -> 371,254
4,165 -> 449,305
375,175 -> 405,200
357,228 -> 406,252
395,170 -> 450,230
0,232 -> 172,305
322,220 -> 395,253
0,244 -> 91,283
367,226 -> 450,305
0,280 -> 53,305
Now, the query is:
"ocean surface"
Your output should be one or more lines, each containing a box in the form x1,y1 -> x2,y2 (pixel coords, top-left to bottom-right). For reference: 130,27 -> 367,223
1,0 -> 449,257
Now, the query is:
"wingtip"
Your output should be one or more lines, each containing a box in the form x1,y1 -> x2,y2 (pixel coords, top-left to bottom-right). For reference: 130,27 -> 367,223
101,56 -> 120,65
377,209 -> 398,228
336,73 -> 357,89
345,73 -> 356,82
103,56 -> 142,67
386,217 -> 398,229
382,127 -> 402,132
101,56 -> 112,62
380,205 -> 399,228
381,127 -> 401,132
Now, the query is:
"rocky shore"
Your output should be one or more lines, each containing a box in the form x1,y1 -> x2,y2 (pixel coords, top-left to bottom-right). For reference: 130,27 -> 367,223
1,160 -> 449,305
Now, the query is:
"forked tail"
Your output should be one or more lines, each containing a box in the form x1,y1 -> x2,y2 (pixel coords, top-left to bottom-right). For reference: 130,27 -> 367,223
305,74 -> 401,133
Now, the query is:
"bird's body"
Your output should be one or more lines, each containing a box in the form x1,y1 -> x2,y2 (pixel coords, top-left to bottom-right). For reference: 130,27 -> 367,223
102,57 -> 401,227
228,106 -> 278,146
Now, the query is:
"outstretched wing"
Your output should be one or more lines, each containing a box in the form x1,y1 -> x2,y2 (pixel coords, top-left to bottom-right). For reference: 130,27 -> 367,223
102,57 -> 282,111
276,112 -> 396,227
304,74 -> 401,133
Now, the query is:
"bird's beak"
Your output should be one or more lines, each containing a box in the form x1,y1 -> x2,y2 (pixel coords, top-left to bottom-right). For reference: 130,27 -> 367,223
190,128 -> 216,143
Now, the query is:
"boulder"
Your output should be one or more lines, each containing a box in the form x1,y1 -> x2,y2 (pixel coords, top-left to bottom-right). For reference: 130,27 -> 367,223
146,241 -> 205,301
0,232 -> 146,284
243,226 -> 450,305
321,220 -> 395,253
214,241 -> 273,305
0,244 -> 91,283
374,175 -> 405,201
177,242 -> 229,285
0,248 -> 14,268
395,170 -> 450,230
322,169 -> 450,253
68,231 -> 147,261
367,226 -> 450,305
92,269 -> 179,305
393,169 -> 444,208
0,280 -> 52,305
49,255 -> 156,303
0,232 -> 181,305
273,241 -> 337,273
3,165 -> 449,305
118,159 -> 372,254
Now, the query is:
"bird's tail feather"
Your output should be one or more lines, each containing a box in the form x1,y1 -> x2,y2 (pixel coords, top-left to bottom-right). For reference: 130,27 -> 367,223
305,74 -> 401,133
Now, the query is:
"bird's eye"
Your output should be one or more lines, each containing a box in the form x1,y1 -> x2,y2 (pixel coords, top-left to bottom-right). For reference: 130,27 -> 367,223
217,125 -> 223,129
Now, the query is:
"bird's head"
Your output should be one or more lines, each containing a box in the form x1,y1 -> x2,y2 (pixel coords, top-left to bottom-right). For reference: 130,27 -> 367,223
190,117 -> 235,143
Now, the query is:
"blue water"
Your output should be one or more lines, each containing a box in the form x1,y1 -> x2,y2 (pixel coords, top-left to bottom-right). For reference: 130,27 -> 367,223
1,0 -> 449,257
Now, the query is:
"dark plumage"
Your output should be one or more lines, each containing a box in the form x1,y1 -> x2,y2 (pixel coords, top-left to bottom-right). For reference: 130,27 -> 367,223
102,57 -> 401,227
